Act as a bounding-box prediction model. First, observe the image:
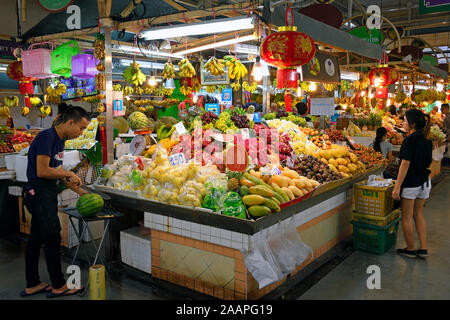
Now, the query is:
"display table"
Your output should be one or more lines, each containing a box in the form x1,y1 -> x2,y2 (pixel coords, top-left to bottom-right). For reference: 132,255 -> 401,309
91,165 -> 384,300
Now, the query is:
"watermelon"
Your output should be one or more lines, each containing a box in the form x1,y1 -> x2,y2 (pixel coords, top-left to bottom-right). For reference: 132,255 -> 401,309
113,117 -> 129,133
128,111 -> 150,131
76,193 -> 104,217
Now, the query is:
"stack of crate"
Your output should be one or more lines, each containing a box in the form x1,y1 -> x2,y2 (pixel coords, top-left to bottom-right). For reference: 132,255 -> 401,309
351,179 -> 401,255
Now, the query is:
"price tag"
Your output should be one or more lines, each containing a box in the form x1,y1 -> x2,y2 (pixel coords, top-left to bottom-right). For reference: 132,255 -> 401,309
271,166 -> 282,175
253,112 -> 261,123
286,157 -> 295,168
175,122 -> 187,135
169,153 -> 186,166
241,128 -> 250,140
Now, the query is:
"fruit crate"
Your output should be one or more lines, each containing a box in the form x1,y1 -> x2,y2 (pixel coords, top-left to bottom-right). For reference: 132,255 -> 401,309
354,179 -> 395,217
351,218 -> 401,255
352,209 -> 400,227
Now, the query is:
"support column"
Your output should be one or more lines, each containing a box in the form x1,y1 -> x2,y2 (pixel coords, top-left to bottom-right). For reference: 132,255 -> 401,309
103,22 -> 114,164
262,75 -> 270,114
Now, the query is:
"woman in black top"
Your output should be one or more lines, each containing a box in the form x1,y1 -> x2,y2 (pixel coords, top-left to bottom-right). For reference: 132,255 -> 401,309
392,109 -> 432,259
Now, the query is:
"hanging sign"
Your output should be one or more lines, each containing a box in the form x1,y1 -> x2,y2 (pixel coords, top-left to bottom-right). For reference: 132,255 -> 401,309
205,103 -> 220,117
419,0 -> 450,14
300,51 -> 341,84
221,88 -> 232,105
38,0 -> 74,12
348,27 -> 384,45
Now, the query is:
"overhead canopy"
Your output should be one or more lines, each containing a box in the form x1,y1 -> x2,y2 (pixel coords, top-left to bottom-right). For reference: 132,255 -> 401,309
270,6 -> 385,61
419,60 -> 448,80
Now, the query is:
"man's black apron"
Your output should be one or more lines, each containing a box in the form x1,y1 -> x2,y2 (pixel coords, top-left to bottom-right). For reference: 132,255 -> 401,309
23,179 -> 61,237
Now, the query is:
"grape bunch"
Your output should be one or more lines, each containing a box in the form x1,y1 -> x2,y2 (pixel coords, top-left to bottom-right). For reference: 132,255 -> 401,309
231,114 -> 250,128
201,111 -> 218,124
276,108 -> 288,118
292,156 -> 342,183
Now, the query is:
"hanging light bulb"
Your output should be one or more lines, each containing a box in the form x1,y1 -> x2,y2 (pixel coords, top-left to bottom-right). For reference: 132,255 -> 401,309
165,78 -> 175,89
148,76 -> 157,87
308,82 -> 317,91
368,90 -> 374,99
374,77 -> 381,88
252,56 -> 263,82
361,90 -> 366,97
193,95 -> 198,104
297,87 -> 302,97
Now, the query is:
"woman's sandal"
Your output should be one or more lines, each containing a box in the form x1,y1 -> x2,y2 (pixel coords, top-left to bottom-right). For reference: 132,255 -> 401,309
20,285 -> 52,297
46,287 -> 84,298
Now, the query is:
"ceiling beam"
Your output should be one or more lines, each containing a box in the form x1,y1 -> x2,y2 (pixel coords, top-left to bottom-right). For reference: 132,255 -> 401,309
163,0 -> 201,22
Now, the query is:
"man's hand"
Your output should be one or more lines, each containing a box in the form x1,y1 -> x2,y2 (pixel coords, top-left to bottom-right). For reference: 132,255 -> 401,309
66,171 -> 82,187
392,185 -> 401,201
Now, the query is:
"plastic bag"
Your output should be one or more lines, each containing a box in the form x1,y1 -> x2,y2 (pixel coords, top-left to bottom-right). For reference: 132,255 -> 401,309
281,217 -> 313,267
267,223 -> 296,276
222,191 -> 246,219
202,179 -> 227,212
241,232 -> 283,289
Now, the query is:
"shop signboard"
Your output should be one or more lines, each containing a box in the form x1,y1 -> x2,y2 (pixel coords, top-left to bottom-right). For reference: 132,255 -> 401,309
38,0 -> 74,12
300,51 -> 340,84
348,27 -> 384,45
205,103 -> 220,117
419,0 -> 450,14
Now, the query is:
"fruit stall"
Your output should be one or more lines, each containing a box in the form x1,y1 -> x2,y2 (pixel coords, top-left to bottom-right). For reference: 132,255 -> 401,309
0,0 -> 448,301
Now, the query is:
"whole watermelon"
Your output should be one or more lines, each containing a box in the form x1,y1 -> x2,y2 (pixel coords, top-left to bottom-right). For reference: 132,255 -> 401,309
76,193 -> 104,217
128,111 -> 150,131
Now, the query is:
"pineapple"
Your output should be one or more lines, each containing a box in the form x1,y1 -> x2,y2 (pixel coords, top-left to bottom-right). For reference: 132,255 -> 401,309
227,171 -> 242,191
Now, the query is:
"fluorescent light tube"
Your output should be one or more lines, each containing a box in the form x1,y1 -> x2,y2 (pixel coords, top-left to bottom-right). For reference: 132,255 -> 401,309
112,44 -> 184,59
177,34 -> 257,55
141,17 -> 254,40
234,44 -> 259,55
340,71 -> 359,81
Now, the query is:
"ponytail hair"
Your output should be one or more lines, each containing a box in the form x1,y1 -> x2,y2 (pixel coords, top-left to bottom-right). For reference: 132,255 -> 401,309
374,127 -> 387,153
405,109 -> 431,139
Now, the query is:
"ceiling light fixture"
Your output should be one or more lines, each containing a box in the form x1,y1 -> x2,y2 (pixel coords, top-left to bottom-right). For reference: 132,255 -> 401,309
141,17 -> 254,41
176,34 -> 257,56
252,56 -> 263,82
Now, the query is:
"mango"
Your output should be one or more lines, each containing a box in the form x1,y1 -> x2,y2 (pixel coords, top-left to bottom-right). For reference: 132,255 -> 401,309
263,198 -> 281,212
242,195 -> 265,206
338,165 -> 349,173
328,158 -> 338,167
271,185 -> 289,202
271,191 -> 285,204
288,185 -> 303,197
281,187 -> 295,201
270,196 -> 280,206
248,205 -> 272,217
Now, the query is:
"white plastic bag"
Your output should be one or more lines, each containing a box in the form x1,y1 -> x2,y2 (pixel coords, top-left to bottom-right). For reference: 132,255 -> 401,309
242,232 -> 283,289
281,218 -> 313,267
432,145 -> 446,162
267,223 -> 296,276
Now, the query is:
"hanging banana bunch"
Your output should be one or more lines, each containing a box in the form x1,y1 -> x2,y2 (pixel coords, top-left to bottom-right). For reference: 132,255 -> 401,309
21,107 -> 30,116
4,96 -> 19,108
123,86 -> 134,95
97,102 -> 105,113
324,83 -> 337,92
94,33 -> 105,60
113,83 -> 122,91
231,82 -> 241,92
143,86 -> 155,95
0,106 -> 10,117
204,57 -> 225,76
46,83 -> 66,103
341,80 -> 351,92
178,58 -> 196,78
242,81 -> 258,93
30,96 -> 42,107
223,55 -> 247,81
162,61 -> 176,79
40,105 -> 52,116
134,86 -> 144,96
205,85 -> 217,93
123,62 -> 146,86
95,74 -> 106,91
180,85 -> 193,96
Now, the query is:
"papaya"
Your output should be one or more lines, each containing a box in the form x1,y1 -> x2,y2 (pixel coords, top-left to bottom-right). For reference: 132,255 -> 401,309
270,196 -> 280,206
242,195 -> 265,206
281,170 -> 300,180
239,186 -> 250,197
271,191 -> 285,204
244,172 -> 264,186
249,185 -> 274,198
248,205 -> 272,217
293,179 -> 305,189
281,187 -> 295,201
337,158 -> 347,166
288,185 -> 303,197
239,178 -> 255,187
328,163 -> 338,172
271,185 -> 289,202
328,158 -> 338,167
263,198 -> 281,212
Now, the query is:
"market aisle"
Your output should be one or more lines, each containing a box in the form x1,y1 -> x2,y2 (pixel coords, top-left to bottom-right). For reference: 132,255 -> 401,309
298,172 -> 450,300
0,239 -> 163,300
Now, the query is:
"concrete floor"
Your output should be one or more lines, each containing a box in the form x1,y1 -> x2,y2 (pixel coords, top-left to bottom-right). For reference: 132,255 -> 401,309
1,171 -> 448,300
298,170 -> 450,300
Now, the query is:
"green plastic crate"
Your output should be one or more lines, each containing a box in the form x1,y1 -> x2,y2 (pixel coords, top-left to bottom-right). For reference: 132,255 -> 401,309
351,218 -> 401,255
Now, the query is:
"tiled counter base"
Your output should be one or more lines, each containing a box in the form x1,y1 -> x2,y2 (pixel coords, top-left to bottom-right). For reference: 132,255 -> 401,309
146,190 -> 353,300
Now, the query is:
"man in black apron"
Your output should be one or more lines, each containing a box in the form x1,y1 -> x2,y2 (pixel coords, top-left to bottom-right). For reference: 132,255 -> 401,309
21,107 -> 90,298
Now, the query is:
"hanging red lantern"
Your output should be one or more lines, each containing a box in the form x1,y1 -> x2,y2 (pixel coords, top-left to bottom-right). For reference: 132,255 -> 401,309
19,82 -> 34,95
260,7 -> 316,89
6,61 -> 38,82
368,65 -> 399,87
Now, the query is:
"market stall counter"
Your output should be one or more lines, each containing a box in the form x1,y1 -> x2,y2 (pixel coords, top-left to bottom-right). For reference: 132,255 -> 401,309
90,165 -> 383,300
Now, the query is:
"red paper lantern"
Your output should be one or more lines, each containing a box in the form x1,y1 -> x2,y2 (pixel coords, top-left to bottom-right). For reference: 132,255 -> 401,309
368,65 -> 399,87
6,61 -> 38,82
260,8 -> 316,89
19,82 -> 34,95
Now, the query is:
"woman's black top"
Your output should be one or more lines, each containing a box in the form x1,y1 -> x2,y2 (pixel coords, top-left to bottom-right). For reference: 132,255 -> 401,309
398,132 -> 432,188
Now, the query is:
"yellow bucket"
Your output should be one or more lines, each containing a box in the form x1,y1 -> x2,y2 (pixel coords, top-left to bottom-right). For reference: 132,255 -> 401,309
89,264 -> 105,300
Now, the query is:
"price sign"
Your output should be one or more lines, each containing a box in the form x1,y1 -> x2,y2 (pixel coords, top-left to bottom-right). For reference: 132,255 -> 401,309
286,157 -> 295,168
221,88 -> 232,106
241,128 -> 250,140
272,166 -> 282,175
175,122 -> 187,135
169,153 -> 186,166
205,103 -> 220,117
253,112 -> 262,123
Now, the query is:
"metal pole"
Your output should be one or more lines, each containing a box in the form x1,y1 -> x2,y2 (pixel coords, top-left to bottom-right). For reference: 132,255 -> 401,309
103,23 -> 114,164
262,75 -> 270,114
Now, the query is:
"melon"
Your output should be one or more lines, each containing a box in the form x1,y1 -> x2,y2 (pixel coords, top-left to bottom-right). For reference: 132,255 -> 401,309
128,111 -> 150,131
113,117 -> 129,133
76,193 -> 104,217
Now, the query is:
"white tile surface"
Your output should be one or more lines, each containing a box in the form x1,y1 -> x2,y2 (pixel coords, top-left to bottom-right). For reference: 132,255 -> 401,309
211,236 -> 221,245
200,224 -> 211,235
182,220 -> 191,231
182,230 -> 190,238
144,220 -> 151,229
201,234 -> 211,242
221,239 -> 231,248
231,241 -> 242,250
220,229 -> 231,240
172,227 -> 182,236
191,223 -> 200,234
231,231 -> 243,243
210,227 -> 220,237
172,218 -> 181,229
191,232 -> 201,240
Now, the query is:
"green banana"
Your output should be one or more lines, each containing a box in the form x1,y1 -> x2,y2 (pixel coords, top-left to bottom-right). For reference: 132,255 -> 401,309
157,125 -> 167,139
162,126 -> 175,139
